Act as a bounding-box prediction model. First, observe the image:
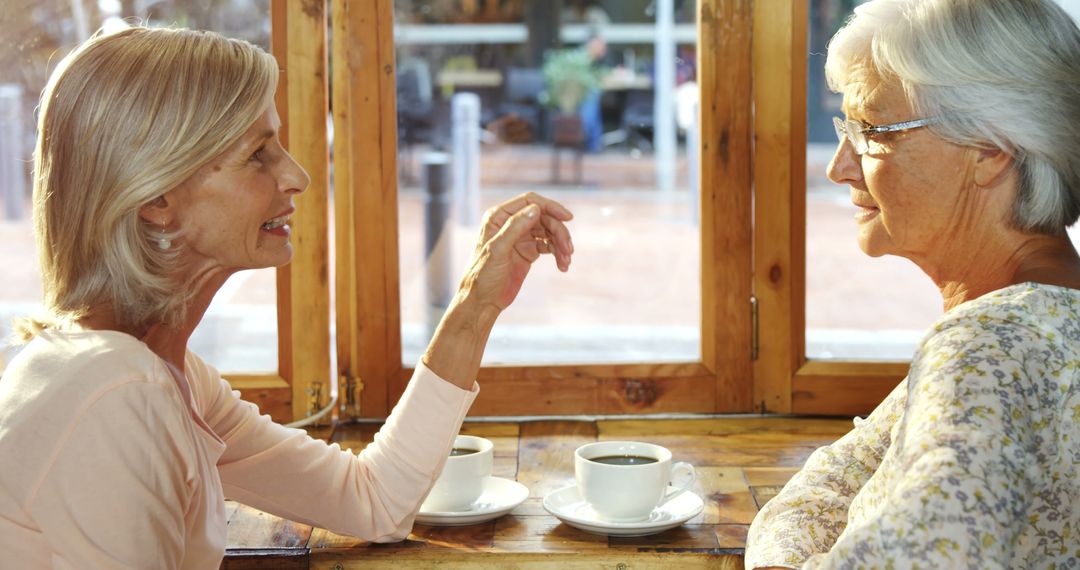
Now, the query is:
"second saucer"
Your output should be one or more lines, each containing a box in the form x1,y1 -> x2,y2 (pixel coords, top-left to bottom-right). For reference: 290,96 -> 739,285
542,484 -> 704,537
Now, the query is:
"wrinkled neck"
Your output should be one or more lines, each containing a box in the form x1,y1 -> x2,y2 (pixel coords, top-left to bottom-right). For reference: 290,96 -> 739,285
930,232 -> 1080,311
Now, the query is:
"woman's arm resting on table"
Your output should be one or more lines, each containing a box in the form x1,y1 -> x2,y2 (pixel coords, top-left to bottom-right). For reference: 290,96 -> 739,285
795,319 -> 1042,569
744,378 -> 907,569
204,360 -> 475,543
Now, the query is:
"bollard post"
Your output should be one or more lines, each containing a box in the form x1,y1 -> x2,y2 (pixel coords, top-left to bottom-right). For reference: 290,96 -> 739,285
422,151 -> 453,339
451,92 -> 481,226
654,0 -> 677,192
0,85 -> 25,221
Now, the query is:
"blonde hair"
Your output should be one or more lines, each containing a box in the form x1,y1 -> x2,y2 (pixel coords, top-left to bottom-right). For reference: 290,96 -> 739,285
826,0 -> 1080,234
18,26 -> 278,340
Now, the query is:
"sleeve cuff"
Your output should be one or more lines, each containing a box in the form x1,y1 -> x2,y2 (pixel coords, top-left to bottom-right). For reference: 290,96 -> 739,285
411,362 -> 480,400
372,363 -> 479,476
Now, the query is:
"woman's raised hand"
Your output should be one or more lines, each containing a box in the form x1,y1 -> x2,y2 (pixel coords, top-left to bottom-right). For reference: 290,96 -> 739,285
458,192 -> 574,312
420,192 -> 573,389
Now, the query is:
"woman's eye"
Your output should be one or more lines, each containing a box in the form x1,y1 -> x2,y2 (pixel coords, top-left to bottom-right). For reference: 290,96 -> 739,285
250,146 -> 266,163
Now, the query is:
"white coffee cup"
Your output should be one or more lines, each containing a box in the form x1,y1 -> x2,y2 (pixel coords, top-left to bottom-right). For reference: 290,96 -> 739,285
574,441 -> 696,522
423,435 -> 493,512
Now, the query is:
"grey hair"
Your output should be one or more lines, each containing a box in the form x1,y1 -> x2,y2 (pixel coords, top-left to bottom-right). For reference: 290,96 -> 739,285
826,0 -> 1080,234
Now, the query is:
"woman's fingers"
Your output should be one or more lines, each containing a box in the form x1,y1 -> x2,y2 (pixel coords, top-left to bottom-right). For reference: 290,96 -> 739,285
483,193 -> 574,240
540,214 -> 574,256
490,203 -> 542,258
536,214 -> 572,271
481,193 -> 574,272
498,192 -> 574,222
526,225 -> 570,271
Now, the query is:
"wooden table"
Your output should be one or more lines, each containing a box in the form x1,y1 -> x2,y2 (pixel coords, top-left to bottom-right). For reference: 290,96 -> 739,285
221,417 -> 852,569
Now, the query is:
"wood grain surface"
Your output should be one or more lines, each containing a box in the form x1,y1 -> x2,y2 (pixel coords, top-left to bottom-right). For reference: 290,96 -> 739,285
222,416 -> 851,568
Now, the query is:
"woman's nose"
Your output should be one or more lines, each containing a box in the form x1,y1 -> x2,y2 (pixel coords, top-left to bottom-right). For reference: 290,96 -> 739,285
279,151 -> 311,195
826,139 -> 862,186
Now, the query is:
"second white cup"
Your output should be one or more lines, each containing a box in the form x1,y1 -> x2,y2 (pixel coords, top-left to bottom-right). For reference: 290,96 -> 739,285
575,440 -> 696,522
424,435 -> 493,512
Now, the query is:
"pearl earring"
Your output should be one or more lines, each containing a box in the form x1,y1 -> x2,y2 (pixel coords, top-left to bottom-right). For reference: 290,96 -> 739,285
156,224 -> 171,250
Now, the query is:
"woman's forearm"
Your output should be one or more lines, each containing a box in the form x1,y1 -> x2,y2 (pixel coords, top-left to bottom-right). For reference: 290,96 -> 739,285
420,295 -> 500,391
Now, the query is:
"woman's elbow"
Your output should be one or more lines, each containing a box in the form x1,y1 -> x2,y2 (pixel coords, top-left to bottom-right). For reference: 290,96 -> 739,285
368,522 -> 413,544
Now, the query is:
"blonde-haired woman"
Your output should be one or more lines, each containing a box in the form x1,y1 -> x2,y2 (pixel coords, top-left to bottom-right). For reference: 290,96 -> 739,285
0,27 -> 574,568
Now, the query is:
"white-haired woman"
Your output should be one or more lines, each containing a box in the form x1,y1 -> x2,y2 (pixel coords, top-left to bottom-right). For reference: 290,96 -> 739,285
747,0 -> 1080,568
0,27 -> 574,568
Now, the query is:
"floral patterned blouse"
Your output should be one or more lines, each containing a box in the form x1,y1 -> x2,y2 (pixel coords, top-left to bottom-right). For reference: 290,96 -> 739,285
745,283 -> 1080,569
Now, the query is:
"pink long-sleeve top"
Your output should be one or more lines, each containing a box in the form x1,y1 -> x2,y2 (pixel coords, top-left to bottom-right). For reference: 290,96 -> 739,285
0,329 -> 478,569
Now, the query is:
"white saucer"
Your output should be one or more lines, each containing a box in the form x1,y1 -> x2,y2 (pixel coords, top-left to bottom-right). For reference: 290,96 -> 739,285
416,477 -> 529,526
542,485 -> 704,537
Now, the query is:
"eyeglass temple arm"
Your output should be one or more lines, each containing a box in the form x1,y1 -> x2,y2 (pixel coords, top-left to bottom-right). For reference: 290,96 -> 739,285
865,117 -> 938,134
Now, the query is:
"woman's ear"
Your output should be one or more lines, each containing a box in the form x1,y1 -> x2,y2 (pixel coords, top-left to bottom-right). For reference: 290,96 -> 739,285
973,146 -> 1014,188
138,194 -> 174,226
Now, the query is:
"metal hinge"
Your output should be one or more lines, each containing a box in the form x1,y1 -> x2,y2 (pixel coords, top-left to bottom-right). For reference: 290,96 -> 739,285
341,374 -> 365,417
751,295 -> 759,361
306,381 -> 324,418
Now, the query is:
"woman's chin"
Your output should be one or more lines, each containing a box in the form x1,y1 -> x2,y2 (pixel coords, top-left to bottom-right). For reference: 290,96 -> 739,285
856,228 -> 893,258
238,248 -> 294,271
264,244 -> 295,268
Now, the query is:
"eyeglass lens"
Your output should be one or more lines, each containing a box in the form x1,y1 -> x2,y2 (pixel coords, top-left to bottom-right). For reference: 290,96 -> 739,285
832,117 -> 867,154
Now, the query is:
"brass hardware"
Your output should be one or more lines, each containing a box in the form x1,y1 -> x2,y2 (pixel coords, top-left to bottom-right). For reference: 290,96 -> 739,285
751,295 -> 759,361
341,374 -> 365,418
306,381 -> 323,416
341,375 -> 354,414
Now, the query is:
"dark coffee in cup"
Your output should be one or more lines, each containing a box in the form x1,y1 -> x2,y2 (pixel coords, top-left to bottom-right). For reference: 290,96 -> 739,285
589,454 -> 658,466
575,441 -> 697,522
426,435 -> 494,512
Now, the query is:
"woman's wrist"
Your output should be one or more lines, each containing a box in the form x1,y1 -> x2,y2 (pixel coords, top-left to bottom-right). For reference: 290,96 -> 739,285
447,290 -> 501,331
420,296 -> 500,391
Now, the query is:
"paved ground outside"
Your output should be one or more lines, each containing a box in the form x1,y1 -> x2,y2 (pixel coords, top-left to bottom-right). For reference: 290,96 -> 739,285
3,143 -> 1076,372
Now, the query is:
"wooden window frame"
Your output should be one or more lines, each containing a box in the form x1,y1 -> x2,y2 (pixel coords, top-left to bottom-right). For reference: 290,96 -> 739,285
750,0 -> 907,417
224,0 -> 333,424
257,0 -> 905,421
331,0 -> 756,417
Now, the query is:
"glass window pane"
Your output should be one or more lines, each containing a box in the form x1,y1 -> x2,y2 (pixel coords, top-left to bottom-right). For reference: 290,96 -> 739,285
395,0 -> 701,366
0,0 -> 277,373
805,0 -> 1080,361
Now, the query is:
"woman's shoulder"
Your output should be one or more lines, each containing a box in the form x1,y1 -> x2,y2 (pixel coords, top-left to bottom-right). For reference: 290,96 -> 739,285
2,329 -> 174,395
911,283 -> 1078,403
0,329 -> 184,442
927,282 -> 1079,345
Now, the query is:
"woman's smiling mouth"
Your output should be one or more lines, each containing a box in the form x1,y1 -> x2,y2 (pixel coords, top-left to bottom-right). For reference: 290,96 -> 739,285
261,212 -> 292,236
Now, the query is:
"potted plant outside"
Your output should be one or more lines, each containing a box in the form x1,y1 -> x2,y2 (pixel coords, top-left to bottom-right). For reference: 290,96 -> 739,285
539,48 -> 606,147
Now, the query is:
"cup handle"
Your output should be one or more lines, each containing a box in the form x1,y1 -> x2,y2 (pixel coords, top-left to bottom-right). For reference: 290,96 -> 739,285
658,461 -> 696,508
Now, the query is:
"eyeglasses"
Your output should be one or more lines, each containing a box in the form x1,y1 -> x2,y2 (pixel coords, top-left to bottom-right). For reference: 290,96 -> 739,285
832,116 -> 939,155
